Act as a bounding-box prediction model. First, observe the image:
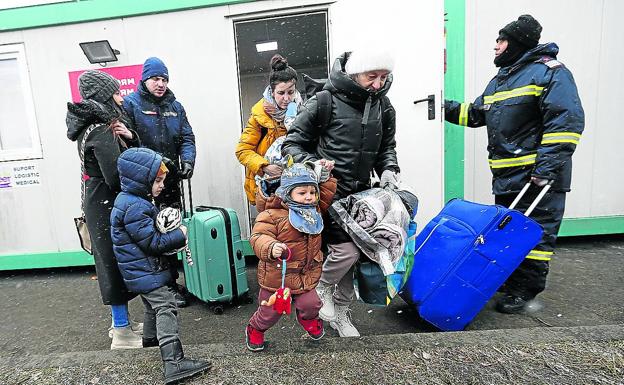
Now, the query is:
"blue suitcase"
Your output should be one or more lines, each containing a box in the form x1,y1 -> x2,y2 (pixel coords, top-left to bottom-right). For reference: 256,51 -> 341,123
401,183 -> 548,331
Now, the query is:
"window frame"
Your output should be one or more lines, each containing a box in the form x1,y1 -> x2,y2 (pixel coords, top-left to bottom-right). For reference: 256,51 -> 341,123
0,43 -> 42,162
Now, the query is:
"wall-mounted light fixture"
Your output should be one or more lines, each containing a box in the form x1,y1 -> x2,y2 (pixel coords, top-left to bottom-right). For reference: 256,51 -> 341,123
255,40 -> 278,53
79,40 -> 120,66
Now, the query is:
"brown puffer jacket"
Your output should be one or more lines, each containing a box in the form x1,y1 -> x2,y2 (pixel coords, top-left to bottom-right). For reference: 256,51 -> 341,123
250,177 -> 337,295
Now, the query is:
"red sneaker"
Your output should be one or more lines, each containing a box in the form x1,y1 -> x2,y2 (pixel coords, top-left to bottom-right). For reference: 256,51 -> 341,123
245,324 -> 265,352
298,316 -> 325,341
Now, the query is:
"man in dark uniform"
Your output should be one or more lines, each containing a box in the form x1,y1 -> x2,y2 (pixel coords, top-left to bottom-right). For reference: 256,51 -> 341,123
445,15 -> 585,313
123,57 -> 196,307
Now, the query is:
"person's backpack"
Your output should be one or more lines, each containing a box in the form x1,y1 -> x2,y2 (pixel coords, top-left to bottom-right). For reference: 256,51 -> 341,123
301,73 -> 333,130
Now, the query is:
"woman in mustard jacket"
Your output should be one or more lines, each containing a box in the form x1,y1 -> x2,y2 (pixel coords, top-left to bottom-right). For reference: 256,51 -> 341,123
235,54 -> 302,205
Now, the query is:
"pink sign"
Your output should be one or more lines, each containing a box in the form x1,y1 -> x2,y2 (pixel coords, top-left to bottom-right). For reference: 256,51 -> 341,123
68,64 -> 143,103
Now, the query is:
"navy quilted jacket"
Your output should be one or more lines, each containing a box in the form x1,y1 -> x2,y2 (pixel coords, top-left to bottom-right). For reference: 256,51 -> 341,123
110,147 -> 186,294
123,83 -> 196,167
445,43 -> 585,194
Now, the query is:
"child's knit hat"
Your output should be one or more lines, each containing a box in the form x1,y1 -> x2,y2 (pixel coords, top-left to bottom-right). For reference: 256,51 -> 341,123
275,163 -> 319,200
275,163 -> 323,234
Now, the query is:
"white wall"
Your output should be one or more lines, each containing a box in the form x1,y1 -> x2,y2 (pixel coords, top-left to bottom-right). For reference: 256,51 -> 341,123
464,0 -> 624,219
0,0 -> 445,256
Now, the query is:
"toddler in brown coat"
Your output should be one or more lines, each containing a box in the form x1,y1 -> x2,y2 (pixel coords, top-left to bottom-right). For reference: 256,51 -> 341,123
245,162 -> 336,351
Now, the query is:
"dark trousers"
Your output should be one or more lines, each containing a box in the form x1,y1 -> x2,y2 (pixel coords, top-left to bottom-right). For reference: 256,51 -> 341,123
141,286 -> 180,347
495,185 -> 567,299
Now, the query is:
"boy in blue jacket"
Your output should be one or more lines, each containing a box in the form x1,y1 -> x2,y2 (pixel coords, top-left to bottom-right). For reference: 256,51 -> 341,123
111,147 -> 210,384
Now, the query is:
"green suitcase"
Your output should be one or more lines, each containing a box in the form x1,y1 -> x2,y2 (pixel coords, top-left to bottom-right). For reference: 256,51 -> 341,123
179,181 -> 250,314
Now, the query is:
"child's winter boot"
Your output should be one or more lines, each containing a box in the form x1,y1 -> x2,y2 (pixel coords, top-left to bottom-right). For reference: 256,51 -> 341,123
159,339 -> 211,385
245,324 -> 265,352
297,315 -> 325,340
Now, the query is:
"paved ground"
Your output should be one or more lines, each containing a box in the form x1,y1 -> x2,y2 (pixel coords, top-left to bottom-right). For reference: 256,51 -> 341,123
1,235 -> 623,384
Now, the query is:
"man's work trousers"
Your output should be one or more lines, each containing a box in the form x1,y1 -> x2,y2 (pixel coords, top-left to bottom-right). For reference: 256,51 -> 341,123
495,185 -> 566,300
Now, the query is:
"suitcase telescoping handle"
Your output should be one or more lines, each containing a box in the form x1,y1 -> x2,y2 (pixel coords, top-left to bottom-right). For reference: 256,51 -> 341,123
508,180 -> 553,217
179,171 -> 194,219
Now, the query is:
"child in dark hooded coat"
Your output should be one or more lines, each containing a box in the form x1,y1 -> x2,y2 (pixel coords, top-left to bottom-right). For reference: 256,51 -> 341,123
110,147 -> 210,384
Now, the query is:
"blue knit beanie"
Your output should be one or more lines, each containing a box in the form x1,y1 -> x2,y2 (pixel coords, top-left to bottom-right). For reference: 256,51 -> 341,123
141,57 -> 169,82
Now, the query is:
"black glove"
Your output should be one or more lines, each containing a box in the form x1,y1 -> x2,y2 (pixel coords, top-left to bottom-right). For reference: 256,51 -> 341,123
161,156 -> 178,177
179,161 -> 194,179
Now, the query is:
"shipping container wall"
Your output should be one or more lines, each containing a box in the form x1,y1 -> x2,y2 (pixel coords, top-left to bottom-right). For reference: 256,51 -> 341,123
0,0 -> 446,261
0,0 -> 315,256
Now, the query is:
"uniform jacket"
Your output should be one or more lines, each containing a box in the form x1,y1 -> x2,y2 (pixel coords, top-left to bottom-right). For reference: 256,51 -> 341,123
66,99 -> 138,305
110,148 -> 187,294
445,43 -> 585,194
250,177 -> 337,295
123,82 -> 196,168
235,98 -> 287,204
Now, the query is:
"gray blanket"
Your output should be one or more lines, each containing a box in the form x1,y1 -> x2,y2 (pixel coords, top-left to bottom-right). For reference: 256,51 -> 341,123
329,188 -> 409,275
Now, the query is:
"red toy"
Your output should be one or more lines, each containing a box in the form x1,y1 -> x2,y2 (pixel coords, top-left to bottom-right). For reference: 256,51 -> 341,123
260,247 -> 292,315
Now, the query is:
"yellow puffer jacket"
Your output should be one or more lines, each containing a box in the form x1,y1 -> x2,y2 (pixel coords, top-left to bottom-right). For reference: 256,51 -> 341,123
235,98 -> 287,204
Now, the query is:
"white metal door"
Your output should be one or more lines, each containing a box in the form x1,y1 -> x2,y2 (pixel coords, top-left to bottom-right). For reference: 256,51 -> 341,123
329,0 -> 445,227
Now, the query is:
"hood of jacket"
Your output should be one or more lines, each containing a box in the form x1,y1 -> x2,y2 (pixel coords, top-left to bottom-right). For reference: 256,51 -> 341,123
324,52 -> 393,105
117,147 -> 162,199
66,99 -> 119,141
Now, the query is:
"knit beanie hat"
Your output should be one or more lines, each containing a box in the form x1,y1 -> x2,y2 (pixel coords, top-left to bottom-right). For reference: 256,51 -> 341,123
499,14 -> 542,48
275,163 -> 323,234
78,70 -> 120,103
345,49 -> 394,75
142,57 -> 169,82
275,163 -> 319,200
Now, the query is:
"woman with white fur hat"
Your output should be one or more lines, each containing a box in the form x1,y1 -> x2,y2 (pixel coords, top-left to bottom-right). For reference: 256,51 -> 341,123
282,49 -> 401,337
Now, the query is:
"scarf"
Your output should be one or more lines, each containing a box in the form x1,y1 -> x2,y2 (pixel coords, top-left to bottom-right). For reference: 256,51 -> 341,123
285,201 -> 324,235
262,85 -> 302,123
277,186 -> 323,235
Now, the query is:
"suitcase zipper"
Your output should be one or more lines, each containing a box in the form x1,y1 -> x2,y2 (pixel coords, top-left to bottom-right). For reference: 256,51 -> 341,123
417,211 -> 498,305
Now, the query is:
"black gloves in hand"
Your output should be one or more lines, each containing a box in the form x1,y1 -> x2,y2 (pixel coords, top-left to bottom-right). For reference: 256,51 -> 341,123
179,162 -> 194,179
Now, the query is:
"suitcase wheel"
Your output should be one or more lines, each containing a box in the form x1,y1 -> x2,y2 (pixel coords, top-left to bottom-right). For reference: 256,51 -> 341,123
212,305 -> 224,315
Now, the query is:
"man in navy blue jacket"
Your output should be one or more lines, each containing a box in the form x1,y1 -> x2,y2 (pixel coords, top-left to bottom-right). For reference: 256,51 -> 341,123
123,57 -> 196,209
445,15 -> 585,314
124,57 -> 197,306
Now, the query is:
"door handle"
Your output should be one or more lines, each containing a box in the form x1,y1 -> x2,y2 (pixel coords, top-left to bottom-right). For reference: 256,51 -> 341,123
414,94 -> 435,120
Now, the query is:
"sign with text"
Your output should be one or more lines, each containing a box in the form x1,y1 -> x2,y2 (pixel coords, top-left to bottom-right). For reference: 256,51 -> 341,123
0,162 -> 41,189
68,64 -> 143,103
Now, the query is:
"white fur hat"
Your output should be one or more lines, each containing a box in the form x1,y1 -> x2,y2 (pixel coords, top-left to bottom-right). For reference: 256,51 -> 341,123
344,49 -> 395,75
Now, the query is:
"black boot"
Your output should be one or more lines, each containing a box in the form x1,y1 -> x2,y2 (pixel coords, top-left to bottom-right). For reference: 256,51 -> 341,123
160,339 -> 211,384
143,337 -> 159,348
496,294 -> 528,314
